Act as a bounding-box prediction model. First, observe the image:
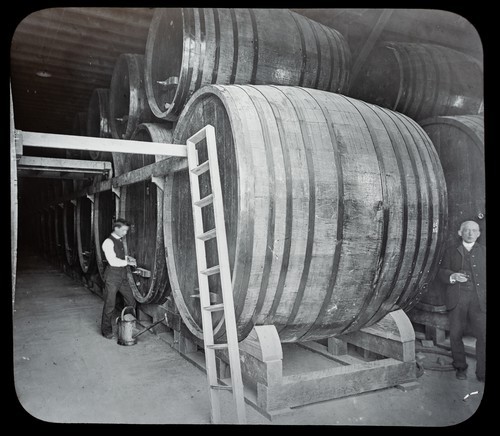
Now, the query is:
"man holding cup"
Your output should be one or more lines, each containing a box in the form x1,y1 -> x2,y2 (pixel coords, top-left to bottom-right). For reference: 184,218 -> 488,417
438,220 -> 486,382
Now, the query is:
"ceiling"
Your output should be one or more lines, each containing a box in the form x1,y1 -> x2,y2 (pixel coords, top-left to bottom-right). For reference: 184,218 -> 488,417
10,8 -> 155,135
10,7 -> 483,137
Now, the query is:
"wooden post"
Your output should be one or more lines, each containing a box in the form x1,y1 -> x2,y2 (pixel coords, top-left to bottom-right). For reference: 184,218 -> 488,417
10,82 -> 18,305
174,328 -> 198,355
327,337 -> 348,355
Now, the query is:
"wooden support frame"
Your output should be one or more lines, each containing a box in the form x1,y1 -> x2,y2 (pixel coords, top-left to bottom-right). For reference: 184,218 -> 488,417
217,310 -> 416,419
46,156 -> 187,206
151,176 -> 165,191
15,129 -> 190,206
169,309 -> 417,421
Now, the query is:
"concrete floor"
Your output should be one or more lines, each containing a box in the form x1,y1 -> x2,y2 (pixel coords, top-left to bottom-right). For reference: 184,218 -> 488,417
12,250 -> 488,426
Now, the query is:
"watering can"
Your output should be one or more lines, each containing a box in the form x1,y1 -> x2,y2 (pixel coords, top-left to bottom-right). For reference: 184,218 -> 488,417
116,306 -> 168,346
116,306 -> 137,346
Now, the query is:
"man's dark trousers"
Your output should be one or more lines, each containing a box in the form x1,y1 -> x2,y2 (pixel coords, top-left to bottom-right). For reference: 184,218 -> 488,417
101,266 -> 136,336
449,289 -> 486,378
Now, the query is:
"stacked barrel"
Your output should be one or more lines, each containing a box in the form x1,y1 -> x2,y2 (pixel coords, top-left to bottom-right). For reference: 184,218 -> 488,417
43,8 -> 482,344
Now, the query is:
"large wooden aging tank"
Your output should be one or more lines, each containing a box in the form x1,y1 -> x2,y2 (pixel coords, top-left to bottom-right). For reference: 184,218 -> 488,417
415,114 -> 484,308
349,42 -> 483,121
109,54 -> 153,140
164,85 -> 448,343
145,8 -> 351,121
116,123 -> 173,304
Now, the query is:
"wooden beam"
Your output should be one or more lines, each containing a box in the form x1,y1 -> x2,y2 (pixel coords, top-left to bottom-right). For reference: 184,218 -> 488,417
19,131 -> 188,157
46,156 -> 188,206
17,156 -> 112,176
111,157 -> 187,189
17,171 -> 95,180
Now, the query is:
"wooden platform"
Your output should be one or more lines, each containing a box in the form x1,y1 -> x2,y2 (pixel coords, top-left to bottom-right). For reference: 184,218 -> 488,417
139,307 -> 418,420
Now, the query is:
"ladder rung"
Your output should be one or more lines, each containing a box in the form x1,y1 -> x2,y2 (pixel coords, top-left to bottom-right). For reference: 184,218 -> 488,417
197,228 -> 217,241
201,265 -> 220,276
194,194 -> 214,208
206,343 -> 228,350
210,384 -> 232,391
191,160 -> 210,176
203,303 -> 225,312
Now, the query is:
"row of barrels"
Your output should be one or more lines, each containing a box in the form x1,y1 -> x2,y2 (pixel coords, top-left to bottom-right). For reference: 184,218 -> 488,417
37,8 -> 484,343
84,8 -> 483,144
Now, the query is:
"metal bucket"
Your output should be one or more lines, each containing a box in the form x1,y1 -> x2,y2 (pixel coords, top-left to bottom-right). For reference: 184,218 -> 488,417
116,306 -> 137,346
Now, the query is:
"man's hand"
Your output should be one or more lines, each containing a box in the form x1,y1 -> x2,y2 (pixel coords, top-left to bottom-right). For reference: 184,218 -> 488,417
126,256 -> 137,267
450,272 -> 469,283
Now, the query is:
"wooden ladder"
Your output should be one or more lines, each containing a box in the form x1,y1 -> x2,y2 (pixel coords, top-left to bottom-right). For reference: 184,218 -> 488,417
186,125 -> 247,424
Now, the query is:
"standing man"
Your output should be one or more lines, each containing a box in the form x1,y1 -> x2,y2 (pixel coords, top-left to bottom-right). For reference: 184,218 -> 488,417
101,218 -> 137,339
438,220 -> 486,382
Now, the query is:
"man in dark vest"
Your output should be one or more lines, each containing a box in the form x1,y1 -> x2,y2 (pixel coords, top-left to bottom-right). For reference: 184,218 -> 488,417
101,218 -> 137,339
438,220 -> 486,382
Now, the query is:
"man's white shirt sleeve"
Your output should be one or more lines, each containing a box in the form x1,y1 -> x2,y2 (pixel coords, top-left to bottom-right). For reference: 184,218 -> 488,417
102,239 -> 128,267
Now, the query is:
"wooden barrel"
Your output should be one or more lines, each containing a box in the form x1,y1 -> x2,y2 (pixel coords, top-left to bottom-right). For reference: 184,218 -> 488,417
40,208 -> 52,259
109,53 -> 153,140
87,88 -> 112,161
349,42 -> 483,121
35,211 -> 44,254
116,123 -> 173,304
76,191 -> 96,274
39,179 -> 57,260
62,179 -> 77,266
93,187 -> 117,280
416,114 -> 484,307
145,8 -> 351,121
52,181 -> 65,264
164,85 -> 447,343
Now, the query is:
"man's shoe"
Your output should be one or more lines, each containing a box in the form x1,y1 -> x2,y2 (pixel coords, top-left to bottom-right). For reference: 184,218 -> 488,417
456,369 -> 467,380
102,332 -> 115,340
476,375 -> 485,382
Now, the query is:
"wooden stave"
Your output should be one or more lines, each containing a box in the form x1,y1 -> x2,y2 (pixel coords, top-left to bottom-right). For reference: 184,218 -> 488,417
75,193 -> 96,274
349,42 -> 483,121
144,8 -> 351,121
165,84 -> 447,343
61,179 -> 77,266
52,181 -> 66,263
115,123 -> 173,304
40,179 -> 57,260
416,114 -> 484,307
87,88 -> 112,161
93,186 -> 116,280
109,53 -> 153,140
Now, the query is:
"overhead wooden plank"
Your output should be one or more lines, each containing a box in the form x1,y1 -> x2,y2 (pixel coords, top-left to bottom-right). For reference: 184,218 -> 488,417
19,130 -> 188,157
